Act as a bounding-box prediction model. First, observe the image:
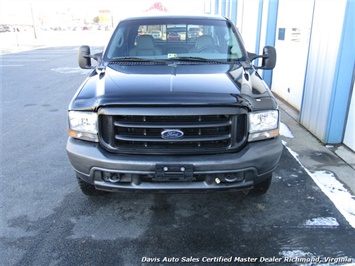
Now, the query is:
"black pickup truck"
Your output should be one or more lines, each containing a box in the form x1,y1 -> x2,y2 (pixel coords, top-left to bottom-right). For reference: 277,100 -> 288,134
66,15 -> 283,196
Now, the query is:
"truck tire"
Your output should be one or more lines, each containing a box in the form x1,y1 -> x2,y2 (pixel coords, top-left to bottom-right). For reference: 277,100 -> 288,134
247,175 -> 272,196
76,175 -> 107,196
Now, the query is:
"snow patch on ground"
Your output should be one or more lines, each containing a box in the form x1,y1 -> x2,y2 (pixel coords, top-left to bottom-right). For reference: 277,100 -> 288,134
51,67 -> 91,75
280,122 -> 295,138
304,217 -> 339,227
283,145 -> 355,229
310,170 -> 355,228
279,250 -> 315,258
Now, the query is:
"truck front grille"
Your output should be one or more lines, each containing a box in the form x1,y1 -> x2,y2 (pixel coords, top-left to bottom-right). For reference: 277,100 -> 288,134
99,107 -> 247,154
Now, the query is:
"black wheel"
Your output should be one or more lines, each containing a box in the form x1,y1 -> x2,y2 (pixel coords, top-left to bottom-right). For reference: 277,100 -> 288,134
76,175 -> 107,196
247,175 -> 272,196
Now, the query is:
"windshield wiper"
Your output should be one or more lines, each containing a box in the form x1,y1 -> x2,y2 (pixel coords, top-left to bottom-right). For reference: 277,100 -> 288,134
170,56 -> 221,62
108,57 -> 167,64
108,56 -> 242,65
169,56 -> 241,64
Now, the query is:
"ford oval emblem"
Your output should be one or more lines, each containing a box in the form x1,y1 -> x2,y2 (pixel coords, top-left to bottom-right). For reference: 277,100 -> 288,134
161,129 -> 184,139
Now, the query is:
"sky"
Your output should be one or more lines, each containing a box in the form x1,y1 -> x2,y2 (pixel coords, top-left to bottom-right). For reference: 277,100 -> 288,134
0,0 -> 210,26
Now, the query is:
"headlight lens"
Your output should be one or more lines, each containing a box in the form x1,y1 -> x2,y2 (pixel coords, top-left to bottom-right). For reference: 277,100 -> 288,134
68,111 -> 98,142
248,110 -> 279,141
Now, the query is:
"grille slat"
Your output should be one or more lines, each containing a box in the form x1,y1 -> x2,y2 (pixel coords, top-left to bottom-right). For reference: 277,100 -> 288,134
115,134 -> 231,142
99,108 -> 247,154
114,120 -> 232,129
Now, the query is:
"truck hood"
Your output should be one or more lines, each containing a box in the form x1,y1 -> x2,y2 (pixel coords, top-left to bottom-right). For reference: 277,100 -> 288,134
70,62 -> 276,111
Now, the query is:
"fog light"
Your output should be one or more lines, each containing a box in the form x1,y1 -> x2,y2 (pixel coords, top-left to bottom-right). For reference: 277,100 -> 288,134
225,173 -> 244,182
102,172 -> 121,183
109,174 -> 121,183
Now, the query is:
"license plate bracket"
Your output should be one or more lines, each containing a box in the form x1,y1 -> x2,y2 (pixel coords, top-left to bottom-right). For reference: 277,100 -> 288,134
154,164 -> 193,182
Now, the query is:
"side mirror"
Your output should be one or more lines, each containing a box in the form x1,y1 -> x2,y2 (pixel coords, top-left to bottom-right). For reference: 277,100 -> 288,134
261,46 -> 276,70
78,45 -> 92,69
248,46 -> 277,70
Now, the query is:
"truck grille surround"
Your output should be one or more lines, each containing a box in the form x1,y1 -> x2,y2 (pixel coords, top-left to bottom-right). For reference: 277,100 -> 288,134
99,107 -> 247,155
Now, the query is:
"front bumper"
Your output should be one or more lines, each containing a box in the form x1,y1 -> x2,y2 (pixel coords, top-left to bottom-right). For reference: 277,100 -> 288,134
66,137 -> 283,192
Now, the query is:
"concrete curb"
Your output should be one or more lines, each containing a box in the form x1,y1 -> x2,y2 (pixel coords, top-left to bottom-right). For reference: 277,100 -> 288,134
277,97 -> 355,195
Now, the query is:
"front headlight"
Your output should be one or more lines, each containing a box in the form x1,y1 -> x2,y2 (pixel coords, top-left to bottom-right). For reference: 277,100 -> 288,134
248,110 -> 279,142
68,111 -> 98,142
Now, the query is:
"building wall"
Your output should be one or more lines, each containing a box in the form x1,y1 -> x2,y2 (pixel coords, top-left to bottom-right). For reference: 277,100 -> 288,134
271,0 -> 313,111
344,82 -> 355,151
235,0 -> 260,53
300,0 -> 348,143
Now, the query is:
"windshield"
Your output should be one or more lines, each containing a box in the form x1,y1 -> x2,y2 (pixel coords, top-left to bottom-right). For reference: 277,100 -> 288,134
104,17 -> 247,62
